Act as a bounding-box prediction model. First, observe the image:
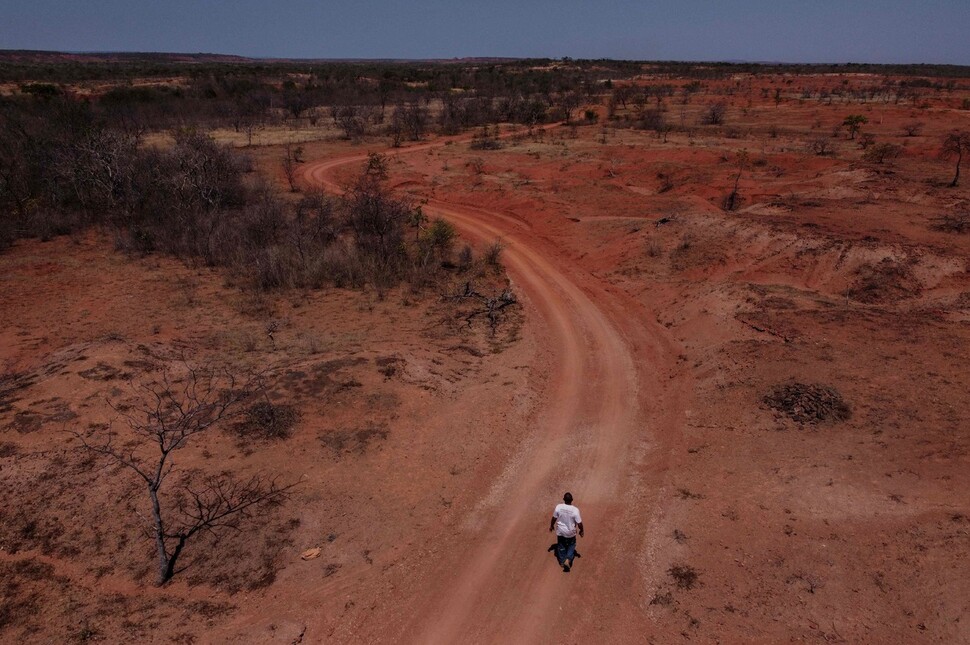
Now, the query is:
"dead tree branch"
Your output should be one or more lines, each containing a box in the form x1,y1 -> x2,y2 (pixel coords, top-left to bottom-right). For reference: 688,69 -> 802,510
73,362 -> 296,585
448,281 -> 518,334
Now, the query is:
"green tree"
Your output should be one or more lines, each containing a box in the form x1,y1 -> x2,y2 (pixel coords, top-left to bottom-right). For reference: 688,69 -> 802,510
842,114 -> 868,140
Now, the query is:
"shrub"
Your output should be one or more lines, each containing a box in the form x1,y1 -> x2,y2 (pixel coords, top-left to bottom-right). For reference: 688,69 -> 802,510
668,565 -> 700,590
483,240 -> 504,267
764,382 -> 851,424
863,142 -> 902,164
470,125 -> 502,150
701,102 -> 727,125
901,121 -> 924,137
810,138 -> 833,156
234,401 -> 300,441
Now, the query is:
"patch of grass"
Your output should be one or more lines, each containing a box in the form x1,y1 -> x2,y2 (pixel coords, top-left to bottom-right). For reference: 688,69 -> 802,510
319,424 -> 389,458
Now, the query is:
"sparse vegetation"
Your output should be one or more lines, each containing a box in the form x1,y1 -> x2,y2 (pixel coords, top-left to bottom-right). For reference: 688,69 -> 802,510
73,363 -> 298,585
931,211 -> 970,233
3,53 -> 970,643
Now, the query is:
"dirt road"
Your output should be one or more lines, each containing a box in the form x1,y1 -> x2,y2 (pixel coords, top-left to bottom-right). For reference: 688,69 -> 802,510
301,138 -> 686,643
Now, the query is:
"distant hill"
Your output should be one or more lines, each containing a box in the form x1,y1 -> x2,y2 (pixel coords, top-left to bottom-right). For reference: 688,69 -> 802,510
0,50 -> 253,64
0,50 -> 527,65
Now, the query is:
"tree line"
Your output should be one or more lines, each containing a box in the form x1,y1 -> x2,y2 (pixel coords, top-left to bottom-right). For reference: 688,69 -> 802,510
0,97 -> 473,293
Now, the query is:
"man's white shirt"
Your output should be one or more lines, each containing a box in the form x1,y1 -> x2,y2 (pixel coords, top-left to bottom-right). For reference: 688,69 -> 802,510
553,503 -> 582,537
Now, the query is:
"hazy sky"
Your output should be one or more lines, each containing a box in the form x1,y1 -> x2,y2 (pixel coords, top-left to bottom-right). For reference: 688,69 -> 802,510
0,1 -> 967,64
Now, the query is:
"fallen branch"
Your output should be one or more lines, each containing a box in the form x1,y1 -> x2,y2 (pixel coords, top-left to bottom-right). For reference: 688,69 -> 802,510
448,281 -> 518,333
736,317 -> 792,343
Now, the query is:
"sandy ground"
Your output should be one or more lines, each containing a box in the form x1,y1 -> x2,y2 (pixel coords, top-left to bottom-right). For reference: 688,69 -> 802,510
2,77 -> 970,643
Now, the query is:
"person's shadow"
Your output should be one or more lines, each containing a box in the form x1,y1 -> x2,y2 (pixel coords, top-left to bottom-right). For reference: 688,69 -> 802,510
547,543 -> 581,561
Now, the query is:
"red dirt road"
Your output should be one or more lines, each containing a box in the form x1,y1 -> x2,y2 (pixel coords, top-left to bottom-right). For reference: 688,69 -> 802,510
301,141 -> 687,643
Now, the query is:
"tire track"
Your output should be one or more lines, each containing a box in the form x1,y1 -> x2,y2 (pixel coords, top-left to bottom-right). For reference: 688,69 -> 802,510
301,134 -> 682,643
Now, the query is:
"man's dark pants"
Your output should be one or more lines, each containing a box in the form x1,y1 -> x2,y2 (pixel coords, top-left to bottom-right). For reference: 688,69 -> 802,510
556,535 -> 577,565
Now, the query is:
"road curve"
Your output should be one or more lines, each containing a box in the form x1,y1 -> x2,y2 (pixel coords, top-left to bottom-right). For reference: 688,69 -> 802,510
301,134 -> 685,643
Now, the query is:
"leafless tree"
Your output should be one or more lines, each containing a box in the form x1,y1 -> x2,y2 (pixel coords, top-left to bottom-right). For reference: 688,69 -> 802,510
332,104 -> 367,141
723,150 -> 749,211
941,130 -> 970,187
281,145 -> 300,193
702,102 -> 727,126
810,138 -> 833,156
345,172 -> 412,290
73,363 -> 296,585
559,91 -> 582,124
391,102 -> 429,141
611,85 -> 633,110
901,121 -> 924,137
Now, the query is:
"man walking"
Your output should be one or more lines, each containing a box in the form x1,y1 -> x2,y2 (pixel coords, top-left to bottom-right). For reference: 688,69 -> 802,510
549,492 -> 584,572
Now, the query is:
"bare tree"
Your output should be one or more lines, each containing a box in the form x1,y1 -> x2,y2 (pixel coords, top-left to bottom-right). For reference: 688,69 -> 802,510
74,363 -> 296,585
391,102 -> 429,141
901,121 -> 924,137
702,102 -> 727,126
611,85 -> 633,110
345,171 -> 411,289
941,130 -> 970,187
332,105 -> 367,141
723,150 -> 749,211
281,144 -> 300,193
559,91 -> 582,124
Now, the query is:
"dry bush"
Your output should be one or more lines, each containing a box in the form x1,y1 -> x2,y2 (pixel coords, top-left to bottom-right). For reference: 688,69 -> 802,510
470,124 -> 503,150
722,190 -> 745,211
668,564 -> 700,590
863,142 -> 902,164
810,138 -> 833,156
657,172 -> 674,193
763,382 -> 851,424
701,102 -> 727,125
457,244 -> 474,271
901,121 -> 924,137
849,258 -> 921,303
931,211 -> 970,233
483,239 -> 504,267
234,400 -> 300,441
0,441 -> 19,458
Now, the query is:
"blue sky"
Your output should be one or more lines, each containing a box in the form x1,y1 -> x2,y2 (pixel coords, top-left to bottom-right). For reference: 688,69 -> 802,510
0,1 -> 967,64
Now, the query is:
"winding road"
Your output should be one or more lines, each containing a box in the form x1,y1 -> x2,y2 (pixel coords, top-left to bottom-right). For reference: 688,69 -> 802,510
301,132 -> 686,643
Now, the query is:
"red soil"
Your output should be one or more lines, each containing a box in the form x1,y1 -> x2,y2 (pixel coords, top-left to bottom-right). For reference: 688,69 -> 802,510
3,78 -> 970,643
